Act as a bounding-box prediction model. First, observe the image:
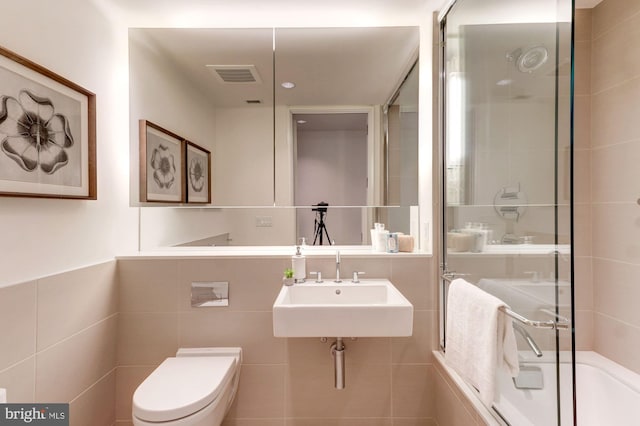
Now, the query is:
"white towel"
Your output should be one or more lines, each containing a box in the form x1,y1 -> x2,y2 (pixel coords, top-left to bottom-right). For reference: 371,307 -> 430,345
445,278 -> 520,406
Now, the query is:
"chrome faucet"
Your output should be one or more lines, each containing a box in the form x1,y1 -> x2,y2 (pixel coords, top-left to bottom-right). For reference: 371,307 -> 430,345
334,250 -> 342,283
310,271 -> 323,283
352,271 -> 365,283
513,323 -> 543,357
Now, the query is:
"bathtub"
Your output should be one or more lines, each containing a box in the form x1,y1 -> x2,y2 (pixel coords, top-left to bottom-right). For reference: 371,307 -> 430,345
435,350 -> 640,425
494,351 -> 640,425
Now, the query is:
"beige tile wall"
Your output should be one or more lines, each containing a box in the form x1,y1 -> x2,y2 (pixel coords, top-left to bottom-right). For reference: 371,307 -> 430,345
432,353 -> 489,426
590,0 -> 640,374
116,255 -> 437,426
0,260 -> 118,426
573,8 -> 595,352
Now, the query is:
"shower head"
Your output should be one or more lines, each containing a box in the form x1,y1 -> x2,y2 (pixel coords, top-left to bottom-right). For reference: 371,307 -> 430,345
506,46 -> 549,73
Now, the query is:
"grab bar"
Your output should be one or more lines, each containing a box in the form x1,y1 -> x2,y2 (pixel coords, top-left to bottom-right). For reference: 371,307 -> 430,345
499,306 -> 570,330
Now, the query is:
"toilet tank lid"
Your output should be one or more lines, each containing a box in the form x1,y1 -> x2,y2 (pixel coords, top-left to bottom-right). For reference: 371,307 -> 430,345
133,356 -> 236,422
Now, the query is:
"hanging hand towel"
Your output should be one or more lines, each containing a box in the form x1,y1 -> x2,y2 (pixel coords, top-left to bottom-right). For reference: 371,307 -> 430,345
445,278 -> 520,406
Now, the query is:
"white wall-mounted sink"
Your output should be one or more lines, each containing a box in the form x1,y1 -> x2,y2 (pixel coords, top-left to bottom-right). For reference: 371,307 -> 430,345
272,279 -> 413,337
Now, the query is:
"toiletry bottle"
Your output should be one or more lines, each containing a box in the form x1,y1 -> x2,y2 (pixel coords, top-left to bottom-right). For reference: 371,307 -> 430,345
370,223 -> 379,251
292,246 -> 306,283
479,223 -> 492,247
386,233 -> 399,253
371,223 -> 385,251
461,222 -> 484,253
376,224 -> 389,252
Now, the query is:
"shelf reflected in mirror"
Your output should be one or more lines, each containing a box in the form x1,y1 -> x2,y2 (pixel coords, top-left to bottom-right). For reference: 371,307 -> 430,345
139,205 -> 419,250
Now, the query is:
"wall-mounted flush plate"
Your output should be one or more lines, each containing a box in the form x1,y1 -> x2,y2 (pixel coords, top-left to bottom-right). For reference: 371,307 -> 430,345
255,216 -> 273,227
191,282 -> 229,307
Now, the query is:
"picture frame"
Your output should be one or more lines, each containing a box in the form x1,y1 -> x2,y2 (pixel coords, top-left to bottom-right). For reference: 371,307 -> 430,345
0,45 -> 96,199
185,141 -> 211,204
139,120 -> 185,203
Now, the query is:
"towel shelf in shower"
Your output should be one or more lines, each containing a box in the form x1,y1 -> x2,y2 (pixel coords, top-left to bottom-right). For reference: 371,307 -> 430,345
441,273 -> 570,330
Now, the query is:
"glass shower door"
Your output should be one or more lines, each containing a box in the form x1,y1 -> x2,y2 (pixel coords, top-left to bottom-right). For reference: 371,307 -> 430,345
439,0 -> 575,424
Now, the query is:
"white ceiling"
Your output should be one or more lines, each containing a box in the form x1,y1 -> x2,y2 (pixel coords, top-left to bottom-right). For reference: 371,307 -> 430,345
274,27 -> 419,106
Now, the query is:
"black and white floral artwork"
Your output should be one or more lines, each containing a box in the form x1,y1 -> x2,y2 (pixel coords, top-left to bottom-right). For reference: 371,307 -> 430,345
186,141 -> 210,204
141,122 -> 184,202
0,89 -> 78,178
0,46 -> 95,199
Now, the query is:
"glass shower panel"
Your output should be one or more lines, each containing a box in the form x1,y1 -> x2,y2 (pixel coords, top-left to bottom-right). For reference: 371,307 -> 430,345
440,0 -> 574,424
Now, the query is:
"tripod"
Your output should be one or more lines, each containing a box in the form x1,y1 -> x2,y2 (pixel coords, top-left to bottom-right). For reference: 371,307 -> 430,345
312,210 -> 332,245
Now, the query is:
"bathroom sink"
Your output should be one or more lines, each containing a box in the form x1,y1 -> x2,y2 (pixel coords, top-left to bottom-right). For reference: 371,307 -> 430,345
272,279 -> 413,337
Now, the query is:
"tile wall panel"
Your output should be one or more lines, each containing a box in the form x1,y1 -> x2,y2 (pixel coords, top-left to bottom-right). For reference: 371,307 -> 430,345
591,0 -> 640,374
0,261 -> 118,423
116,255 -> 436,425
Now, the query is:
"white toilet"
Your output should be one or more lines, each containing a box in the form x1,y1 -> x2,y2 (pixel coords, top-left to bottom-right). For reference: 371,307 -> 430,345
132,347 -> 242,426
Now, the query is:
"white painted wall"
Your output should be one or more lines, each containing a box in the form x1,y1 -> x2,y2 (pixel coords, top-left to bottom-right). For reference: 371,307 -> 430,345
128,29 -> 218,204
295,129 -> 367,245
213,107 -> 274,206
130,45 -> 276,208
0,0 -> 137,287
130,29 -> 275,247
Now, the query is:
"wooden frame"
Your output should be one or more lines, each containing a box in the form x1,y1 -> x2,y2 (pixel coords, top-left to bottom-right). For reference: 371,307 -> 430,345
185,141 -> 211,204
0,45 -> 96,199
139,120 -> 185,203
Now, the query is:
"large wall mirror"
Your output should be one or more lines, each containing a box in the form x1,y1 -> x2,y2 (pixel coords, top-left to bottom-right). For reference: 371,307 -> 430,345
130,26 -> 420,248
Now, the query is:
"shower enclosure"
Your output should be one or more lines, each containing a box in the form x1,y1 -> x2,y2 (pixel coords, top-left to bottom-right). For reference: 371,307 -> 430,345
438,0 -> 575,424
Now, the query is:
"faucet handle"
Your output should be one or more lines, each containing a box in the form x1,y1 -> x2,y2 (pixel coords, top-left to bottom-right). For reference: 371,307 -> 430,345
352,271 -> 366,283
310,271 -> 323,283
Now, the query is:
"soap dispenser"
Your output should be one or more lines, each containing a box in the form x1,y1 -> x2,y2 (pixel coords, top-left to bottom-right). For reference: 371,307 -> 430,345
292,246 -> 306,283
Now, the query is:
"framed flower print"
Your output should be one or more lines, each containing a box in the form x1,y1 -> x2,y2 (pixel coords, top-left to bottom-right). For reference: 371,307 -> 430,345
185,141 -> 211,204
139,120 -> 185,203
0,45 -> 96,199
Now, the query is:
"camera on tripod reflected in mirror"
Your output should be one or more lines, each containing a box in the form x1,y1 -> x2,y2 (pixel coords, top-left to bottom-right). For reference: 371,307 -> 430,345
312,202 -> 328,213
312,201 -> 332,245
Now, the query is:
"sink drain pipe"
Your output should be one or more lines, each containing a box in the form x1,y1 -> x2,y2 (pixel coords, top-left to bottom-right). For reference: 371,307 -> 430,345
331,338 -> 346,389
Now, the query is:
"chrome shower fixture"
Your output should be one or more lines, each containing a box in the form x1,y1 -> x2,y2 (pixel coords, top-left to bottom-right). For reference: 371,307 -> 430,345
506,46 -> 549,73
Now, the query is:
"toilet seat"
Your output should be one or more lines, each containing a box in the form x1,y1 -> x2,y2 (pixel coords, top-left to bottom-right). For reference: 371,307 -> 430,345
133,356 -> 236,423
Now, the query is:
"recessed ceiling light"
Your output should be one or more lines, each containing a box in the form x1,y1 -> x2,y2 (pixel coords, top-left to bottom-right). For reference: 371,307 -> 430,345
496,79 -> 513,86
296,120 -> 307,124
281,81 -> 296,89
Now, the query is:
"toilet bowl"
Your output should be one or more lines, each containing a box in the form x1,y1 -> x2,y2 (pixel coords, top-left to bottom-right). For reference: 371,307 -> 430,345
132,347 -> 242,426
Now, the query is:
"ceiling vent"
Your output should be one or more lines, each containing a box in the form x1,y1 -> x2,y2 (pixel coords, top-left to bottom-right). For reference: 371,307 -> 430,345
206,65 -> 262,84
